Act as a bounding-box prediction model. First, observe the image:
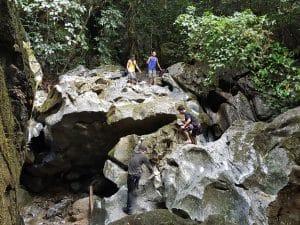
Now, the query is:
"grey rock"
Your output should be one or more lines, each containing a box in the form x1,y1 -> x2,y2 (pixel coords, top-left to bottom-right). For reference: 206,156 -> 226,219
166,62 -> 209,97
45,197 -> 72,219
162,107 -> 300,224
108,134 -> 138,166
31,65 -> 199,178
97,178 -> 163,225
109,209 -> 200,225
103,160 -> 128,188
252,95 -> 273,120
225,92 -> 255,123
89,106 -> 298,224
206,92 -> 256,138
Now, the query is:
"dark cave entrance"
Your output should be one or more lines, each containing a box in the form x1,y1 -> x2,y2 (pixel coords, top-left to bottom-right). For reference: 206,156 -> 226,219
21,128 -> 119,198
21,111 -> 177,198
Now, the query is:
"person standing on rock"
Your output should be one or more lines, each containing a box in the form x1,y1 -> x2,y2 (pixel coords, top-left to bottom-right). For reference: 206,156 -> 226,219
177,105 -> 202,144
127,55 -> 142,84
123,145 -> 153,215
146,51 -> 162,85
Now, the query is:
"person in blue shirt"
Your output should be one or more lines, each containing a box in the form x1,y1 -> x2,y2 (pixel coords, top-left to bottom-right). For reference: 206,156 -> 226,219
146,51 -> 162,85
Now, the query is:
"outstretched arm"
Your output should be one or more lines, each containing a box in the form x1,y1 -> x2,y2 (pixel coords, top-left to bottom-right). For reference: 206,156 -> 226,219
135,61 -> 142,73
157,60 -> 162,71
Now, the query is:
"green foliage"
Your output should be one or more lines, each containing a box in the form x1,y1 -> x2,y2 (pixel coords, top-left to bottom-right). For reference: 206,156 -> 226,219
176,8 -> 300,109
16,0 -> 300,96
17,0 -> 88,73
114,0 -> 192,65
93,7 -> 124,64
196,0 -> 300,55
16,0 -> 124,74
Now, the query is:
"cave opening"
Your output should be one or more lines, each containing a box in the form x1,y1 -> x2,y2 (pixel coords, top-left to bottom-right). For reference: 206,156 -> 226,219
205,91 -> 228,113
21,111 -> 177,198
197,90 -> 232,141
218,77 -> 239,96
21,127 -> 119,198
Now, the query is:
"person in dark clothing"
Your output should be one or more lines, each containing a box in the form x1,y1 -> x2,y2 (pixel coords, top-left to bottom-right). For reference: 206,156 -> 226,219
123,145 -> 153,215
177,105 -> 202,144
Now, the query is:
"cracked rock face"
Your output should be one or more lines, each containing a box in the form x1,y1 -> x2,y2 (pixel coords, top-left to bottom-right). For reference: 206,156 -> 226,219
167,62 -> 273,123
25,65 -> 198,192
99,124 -> 187,224
24,62 -> 299,225
100,107 -> 299,225
162,107 -> 300,225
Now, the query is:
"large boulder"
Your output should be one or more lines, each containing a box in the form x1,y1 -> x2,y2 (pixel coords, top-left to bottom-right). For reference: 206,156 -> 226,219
25,65 -> 200,192
101,107 -> 299,225
251,95 -> 273,121
108,124 -> 186,167
166,62 -> 210,96
204,92 -> 255,139
103,160 -> 127,188
167,62 -> 275,126
100,123 -> 186,224
109,209 -> 200,225
162,107 -> 300,224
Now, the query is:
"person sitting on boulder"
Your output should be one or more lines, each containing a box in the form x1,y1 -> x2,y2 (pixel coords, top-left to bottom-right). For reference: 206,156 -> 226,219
127,55 -> 141,84
123,144 -> 153,215
177,105 -> 202,144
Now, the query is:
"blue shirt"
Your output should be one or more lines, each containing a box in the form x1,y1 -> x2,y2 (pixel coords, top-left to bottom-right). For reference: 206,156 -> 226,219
148,56 -> 158,70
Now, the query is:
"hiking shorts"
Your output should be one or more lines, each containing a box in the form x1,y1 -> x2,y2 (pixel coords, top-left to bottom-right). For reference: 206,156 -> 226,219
186,124 -> 202,136
148,69 -> 156,78
128,72 -> 137,80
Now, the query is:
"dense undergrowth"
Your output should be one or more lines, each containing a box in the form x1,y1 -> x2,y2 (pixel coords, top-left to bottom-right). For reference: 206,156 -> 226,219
176,8 -> 300,110
14,0 -> 300,110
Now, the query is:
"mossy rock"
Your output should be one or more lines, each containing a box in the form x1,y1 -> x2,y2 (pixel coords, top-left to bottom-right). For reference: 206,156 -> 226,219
37,88 -> 62,114
0,1 -> 35,224
109,209 -> 200,225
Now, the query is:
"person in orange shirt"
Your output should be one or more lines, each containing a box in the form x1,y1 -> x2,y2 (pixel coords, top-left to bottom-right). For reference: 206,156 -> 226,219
127,55 -> 141,84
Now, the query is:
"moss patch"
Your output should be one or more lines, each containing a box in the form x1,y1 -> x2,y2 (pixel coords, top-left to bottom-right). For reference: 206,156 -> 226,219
109,209 -> 200,225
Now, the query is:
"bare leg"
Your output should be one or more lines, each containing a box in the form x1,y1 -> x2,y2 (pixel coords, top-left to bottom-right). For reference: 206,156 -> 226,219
190,134 -> 196,145
184,131 -> 192,144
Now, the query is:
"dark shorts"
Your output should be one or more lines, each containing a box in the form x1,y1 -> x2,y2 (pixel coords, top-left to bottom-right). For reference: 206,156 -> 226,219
186,124 -> 202,136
